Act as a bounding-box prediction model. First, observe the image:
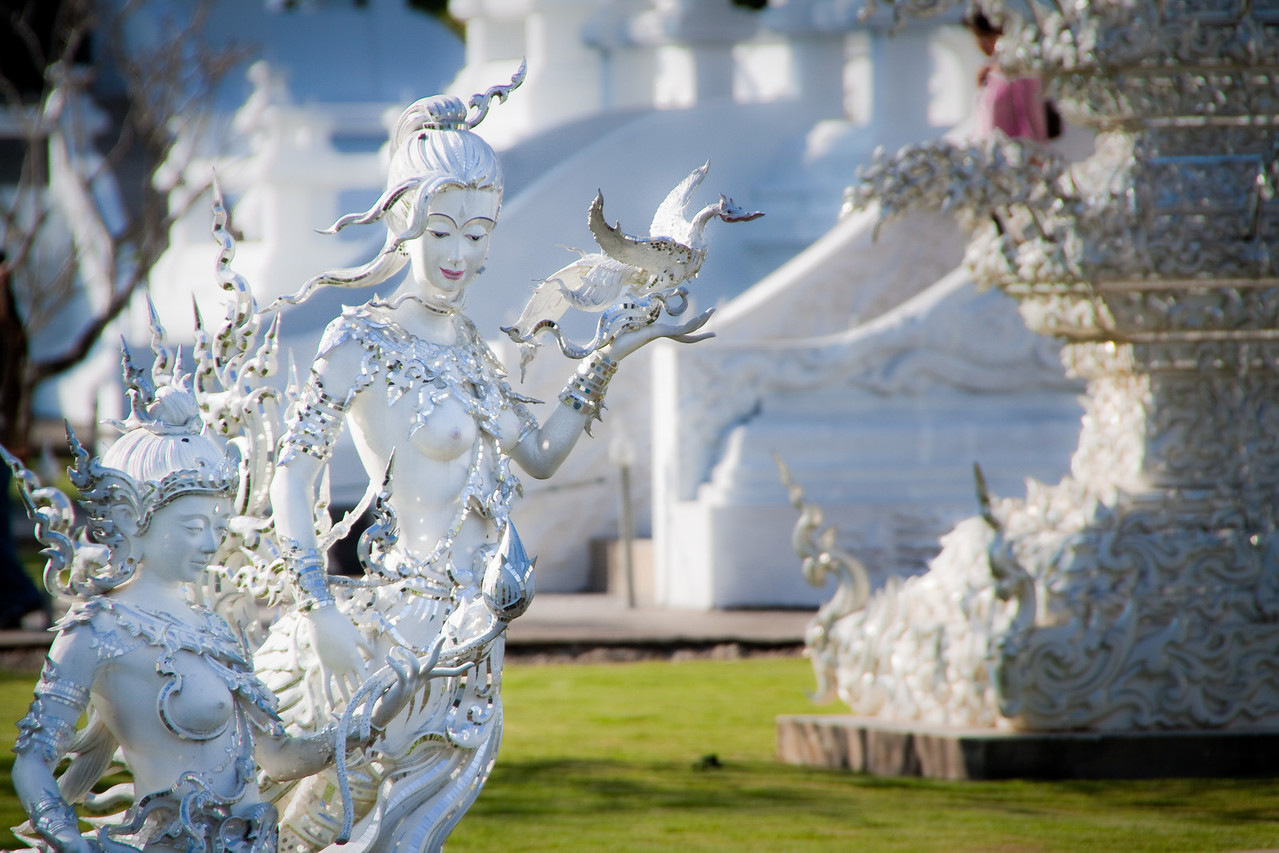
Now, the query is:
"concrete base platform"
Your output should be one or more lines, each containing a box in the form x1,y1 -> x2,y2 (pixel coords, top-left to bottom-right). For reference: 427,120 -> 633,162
777,715 -> 1279,780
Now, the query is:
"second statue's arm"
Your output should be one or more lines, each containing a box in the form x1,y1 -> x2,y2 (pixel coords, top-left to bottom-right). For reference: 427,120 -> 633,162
13,626 -> 99,853
272,340 -> 372,686
511,307 -> 714,479
257,648 -> 426,781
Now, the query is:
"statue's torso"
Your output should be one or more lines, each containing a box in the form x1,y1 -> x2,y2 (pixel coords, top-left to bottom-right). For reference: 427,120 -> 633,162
75,598 -> 277,800
318,305 -> 534,562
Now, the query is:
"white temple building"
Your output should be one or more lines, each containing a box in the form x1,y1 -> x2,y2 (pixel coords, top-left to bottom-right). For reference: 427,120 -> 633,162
127,0 -> 1093,606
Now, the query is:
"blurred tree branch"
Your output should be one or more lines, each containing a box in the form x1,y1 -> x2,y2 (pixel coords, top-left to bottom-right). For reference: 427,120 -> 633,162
0,0 -> 245,455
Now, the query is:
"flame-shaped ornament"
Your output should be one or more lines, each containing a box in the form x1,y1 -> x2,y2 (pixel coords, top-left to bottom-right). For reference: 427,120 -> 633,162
482,523 -> 536,622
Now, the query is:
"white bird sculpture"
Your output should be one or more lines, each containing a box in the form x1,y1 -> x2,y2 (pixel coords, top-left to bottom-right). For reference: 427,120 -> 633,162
502,163 -> 762,366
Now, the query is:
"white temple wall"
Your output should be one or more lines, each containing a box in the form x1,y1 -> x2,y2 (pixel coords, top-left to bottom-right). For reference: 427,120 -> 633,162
449,0 -> 611,148
651,263 -> 1086,609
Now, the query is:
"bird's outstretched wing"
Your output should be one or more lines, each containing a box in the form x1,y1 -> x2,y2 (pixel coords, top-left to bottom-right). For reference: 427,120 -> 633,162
504,252 -> 643,341
589,192 -> 694,272
503,263 -> 582,344
650,162 -> 709,239
560,256 -> 637,311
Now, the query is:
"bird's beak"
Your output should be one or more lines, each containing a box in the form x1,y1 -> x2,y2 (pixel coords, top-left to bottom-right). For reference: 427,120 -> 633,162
717,194 -> 764,222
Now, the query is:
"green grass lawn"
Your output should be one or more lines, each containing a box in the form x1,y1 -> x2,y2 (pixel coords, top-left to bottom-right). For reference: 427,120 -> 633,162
0,668 -> 37,847
2,657 -> 1279,851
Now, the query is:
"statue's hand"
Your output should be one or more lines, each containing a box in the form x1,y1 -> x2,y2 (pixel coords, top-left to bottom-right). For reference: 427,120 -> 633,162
607,306 -> 715,361
34,813 -> 92,853
49,829 -> 93,853
305,605 -> 371,703
369,646 -> 429,731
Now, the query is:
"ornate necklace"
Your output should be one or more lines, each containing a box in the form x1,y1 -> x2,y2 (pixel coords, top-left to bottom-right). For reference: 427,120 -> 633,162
86,599 -> 278,742
368,293 -> 460,316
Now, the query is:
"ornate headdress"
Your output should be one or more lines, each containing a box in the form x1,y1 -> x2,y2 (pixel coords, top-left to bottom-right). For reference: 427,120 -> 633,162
392,59 -> 527,139
3,330 -> 238,600
77,371 -> 237,534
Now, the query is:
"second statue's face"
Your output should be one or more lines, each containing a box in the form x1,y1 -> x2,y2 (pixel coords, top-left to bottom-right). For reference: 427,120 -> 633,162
407,186 -> 500,306
134,494 -> 231,585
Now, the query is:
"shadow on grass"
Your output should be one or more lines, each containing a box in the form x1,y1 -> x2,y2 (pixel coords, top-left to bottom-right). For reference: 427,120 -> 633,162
479,758 -> 1279,829
456,758 -> 1279,853
472,758 -> 882,825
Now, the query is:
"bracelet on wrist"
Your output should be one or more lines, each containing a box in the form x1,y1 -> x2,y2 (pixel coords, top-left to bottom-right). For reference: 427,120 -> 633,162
558,352 -> 618,429
289,548 -> 336,610
31,792 -> 79,843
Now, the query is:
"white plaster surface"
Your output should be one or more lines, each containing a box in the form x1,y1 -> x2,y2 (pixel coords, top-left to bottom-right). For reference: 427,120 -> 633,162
653,260 -> 1083,609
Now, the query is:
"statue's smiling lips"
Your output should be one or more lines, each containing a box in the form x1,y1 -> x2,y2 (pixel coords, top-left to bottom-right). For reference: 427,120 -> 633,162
440,268 -> 465,281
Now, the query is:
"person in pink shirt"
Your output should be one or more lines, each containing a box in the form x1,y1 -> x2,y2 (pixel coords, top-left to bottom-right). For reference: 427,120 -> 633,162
967,11 -> 1050,143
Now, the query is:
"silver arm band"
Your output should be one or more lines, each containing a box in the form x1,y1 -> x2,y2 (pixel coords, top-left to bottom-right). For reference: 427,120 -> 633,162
30,792 -> 80,845
290,548 -> 336,611
304,720 -> 374,761
279,377 -> 350,464
33,660 -> 91,712
14,700 -> 77,764
558,352 -> 618,424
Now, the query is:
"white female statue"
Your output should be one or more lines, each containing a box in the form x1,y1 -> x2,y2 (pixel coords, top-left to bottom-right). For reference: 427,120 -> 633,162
7,373 -> 419,853
250,69 -> 715,850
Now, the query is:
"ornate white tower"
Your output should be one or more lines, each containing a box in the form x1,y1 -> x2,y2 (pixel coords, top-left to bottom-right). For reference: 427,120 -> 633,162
781,0 -> 1279,774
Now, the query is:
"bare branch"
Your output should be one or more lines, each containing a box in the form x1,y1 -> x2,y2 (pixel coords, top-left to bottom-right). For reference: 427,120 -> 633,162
10,6 -> 49,80
31,268 -> 139,383
1,0 -> 241,448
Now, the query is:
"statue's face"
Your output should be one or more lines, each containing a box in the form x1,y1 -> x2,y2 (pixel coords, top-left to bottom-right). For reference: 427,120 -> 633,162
407,186 -> 500,306
133,493 -> 231,585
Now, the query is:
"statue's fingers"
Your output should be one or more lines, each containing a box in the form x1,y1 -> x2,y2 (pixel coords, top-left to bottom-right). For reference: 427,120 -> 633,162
686,307 -> 716,328
666,310 -> 716,336
652,312 -> 714,340
333,673 -> 355,707
321,666 -> 340,709
385,651 -> 411,685
668,331 -> 716,344
394,645 -> 429,679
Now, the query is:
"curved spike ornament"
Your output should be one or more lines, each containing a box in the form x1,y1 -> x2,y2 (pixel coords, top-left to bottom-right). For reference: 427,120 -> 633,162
356,455 -> 400,577
119,337 -> 156,414
776,456 -> 872,704
196,178 -> 283,514
146,296 -> 174,390
0,443 -> 78,602
465,60 -> 527,130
